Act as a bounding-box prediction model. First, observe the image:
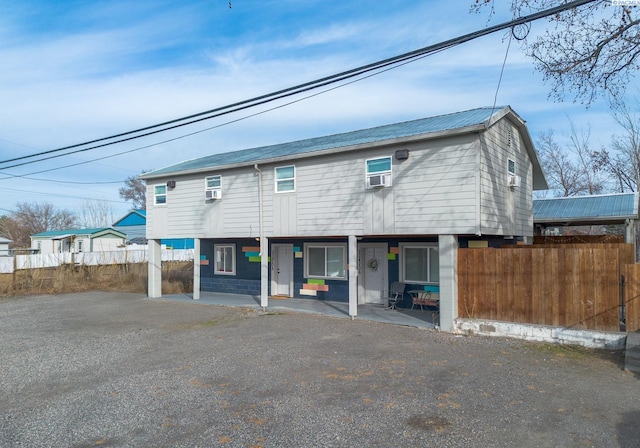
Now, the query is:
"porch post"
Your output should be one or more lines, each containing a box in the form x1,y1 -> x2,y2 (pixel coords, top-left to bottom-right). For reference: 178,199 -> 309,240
193,238 -> 201,300
260,237 -> 269,310
438,235 -> 458,332
348,235 -> 358,319
148,239 -> 162,298
626,219 -> 637,262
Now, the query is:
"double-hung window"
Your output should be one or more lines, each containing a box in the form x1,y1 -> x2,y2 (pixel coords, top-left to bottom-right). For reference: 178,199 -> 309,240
205,175 -> 222,199
206,175 -> 221,190
304,243 -> 347,280
275,165 -> 295,192
400,243 -> 439,284
366,156 -> 392,188
214,244 -> 235,275
154,185 -> 167,205
508,159 -> 516,176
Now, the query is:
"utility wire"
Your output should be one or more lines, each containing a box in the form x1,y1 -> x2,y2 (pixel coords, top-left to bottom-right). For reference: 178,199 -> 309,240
0,0 -> 596,170
0,53 -> 437,180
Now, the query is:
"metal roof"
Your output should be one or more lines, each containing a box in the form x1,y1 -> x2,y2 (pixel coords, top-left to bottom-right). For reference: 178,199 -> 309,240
144,106 -> 517,178
31,228 -> 126,238
533,193 -> 639,225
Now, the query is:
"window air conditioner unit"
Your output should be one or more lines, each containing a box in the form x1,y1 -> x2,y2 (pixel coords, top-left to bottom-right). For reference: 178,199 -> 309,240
206,189 -> 222,200
508,175 -> 521,187
367,174 -> 391,188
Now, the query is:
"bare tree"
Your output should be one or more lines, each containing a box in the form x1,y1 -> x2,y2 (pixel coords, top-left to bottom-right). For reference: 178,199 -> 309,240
119,172 -> 147,210
0,202 -> 77,248
473,1 -> 640,104
79,199 -> 116,228
593,96 -> 640,192
536,126 -> 604,197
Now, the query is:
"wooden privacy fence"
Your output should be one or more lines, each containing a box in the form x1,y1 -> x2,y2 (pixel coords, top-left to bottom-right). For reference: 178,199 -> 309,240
458,244 -> 635,332
623,264 -> 640,332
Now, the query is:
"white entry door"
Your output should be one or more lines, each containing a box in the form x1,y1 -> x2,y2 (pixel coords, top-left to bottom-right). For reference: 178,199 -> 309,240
358,243 -> 388,304
271,244 -> 293,297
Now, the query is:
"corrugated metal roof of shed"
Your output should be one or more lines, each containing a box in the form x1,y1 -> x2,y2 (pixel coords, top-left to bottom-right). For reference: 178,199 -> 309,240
533,193 -> 639,222
146,106 -> 504,176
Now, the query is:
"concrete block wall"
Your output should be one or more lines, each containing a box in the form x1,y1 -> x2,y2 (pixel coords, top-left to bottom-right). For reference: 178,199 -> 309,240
626,331 -> 640,374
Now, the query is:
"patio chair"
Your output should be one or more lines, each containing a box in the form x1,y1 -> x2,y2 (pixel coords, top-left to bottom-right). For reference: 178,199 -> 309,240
386,282 -> 406,310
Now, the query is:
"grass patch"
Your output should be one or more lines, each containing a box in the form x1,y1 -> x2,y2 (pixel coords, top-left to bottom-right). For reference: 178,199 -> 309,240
527,342 -> 626,367
0,261 -> 193,297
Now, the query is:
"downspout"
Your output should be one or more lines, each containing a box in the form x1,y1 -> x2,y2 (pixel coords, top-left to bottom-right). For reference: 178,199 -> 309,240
254,164 -> 268,310
475,132 -> 482,236
254,165 -> 264,253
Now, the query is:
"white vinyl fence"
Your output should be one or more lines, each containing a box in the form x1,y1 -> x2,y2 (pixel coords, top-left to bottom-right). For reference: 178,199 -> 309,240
0,249 -> 194,274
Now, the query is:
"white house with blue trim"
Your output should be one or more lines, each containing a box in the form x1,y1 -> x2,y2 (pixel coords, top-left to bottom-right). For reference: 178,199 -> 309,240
141,106 -> 547,332
31,228 -> 126,254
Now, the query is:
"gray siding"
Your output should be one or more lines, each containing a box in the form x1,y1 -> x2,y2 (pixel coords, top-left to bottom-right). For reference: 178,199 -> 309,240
146,116 -> 534,239
479,119 -> 533,237
393,136 -> 478,235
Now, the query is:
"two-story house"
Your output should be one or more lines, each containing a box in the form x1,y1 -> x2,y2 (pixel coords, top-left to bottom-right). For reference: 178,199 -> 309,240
141,106 -> 547,332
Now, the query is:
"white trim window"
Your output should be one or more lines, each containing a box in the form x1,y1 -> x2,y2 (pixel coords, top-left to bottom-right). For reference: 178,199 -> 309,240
366,156 -> 392,188
205,175 -> 221,190
508,158 -> 516,176
400,243 -> 439,285
214,244 -> 236,275
304,243 -> 347,280
275,165 -> 295,193
205,175 -> 222,199
154,185 -> 167,205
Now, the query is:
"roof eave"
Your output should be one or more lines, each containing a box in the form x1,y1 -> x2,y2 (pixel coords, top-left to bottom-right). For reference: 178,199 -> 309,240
140,124 -> 487,180
534,215 -> 637,225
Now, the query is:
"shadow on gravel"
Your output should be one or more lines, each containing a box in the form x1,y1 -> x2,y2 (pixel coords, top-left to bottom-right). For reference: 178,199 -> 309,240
617,410 -> 640,446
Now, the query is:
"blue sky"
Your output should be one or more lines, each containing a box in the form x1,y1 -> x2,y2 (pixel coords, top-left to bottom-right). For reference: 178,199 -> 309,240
0,0 -> 631,219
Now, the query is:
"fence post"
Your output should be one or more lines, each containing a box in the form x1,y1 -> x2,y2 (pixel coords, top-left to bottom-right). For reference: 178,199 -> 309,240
12,255 -> 16,290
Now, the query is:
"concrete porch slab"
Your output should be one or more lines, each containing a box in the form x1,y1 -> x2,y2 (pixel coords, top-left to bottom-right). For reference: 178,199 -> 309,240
152,292 -> 438,330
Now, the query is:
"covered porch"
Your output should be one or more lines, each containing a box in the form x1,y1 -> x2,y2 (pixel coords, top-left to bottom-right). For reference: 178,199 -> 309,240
151,291 -> 439,329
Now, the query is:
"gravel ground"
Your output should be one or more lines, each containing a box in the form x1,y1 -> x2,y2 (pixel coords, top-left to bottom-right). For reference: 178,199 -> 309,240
0,292 -> 638,448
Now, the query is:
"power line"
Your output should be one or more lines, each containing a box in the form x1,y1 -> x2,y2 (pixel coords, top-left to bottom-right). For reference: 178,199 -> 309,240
0,186 -> 124,204
0,0 -> 596,172
0,50 -> 444,181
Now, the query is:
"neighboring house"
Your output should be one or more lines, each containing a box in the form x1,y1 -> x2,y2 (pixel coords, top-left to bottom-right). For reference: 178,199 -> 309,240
141,106 -> 547,332
0,237 -> 12,256
113,209 -> 147,241
31,228 -> 127,254
113,209 -> 194,249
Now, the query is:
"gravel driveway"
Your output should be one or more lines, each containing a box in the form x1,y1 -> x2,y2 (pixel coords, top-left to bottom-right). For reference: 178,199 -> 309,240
1,292 -> 638,448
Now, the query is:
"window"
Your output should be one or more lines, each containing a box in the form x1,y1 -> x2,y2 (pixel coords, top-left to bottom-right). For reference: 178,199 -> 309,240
77,241 -> 83,253
154,185 -> 167,205
275,165 -> 295,192
400,243 -> 439,284
304,243 -> 347,280
205,175 -> 221,190
366,156 -> 392,188
214,244 -> 236,275
366,156 -> 392,175
508,159 -> 516,176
